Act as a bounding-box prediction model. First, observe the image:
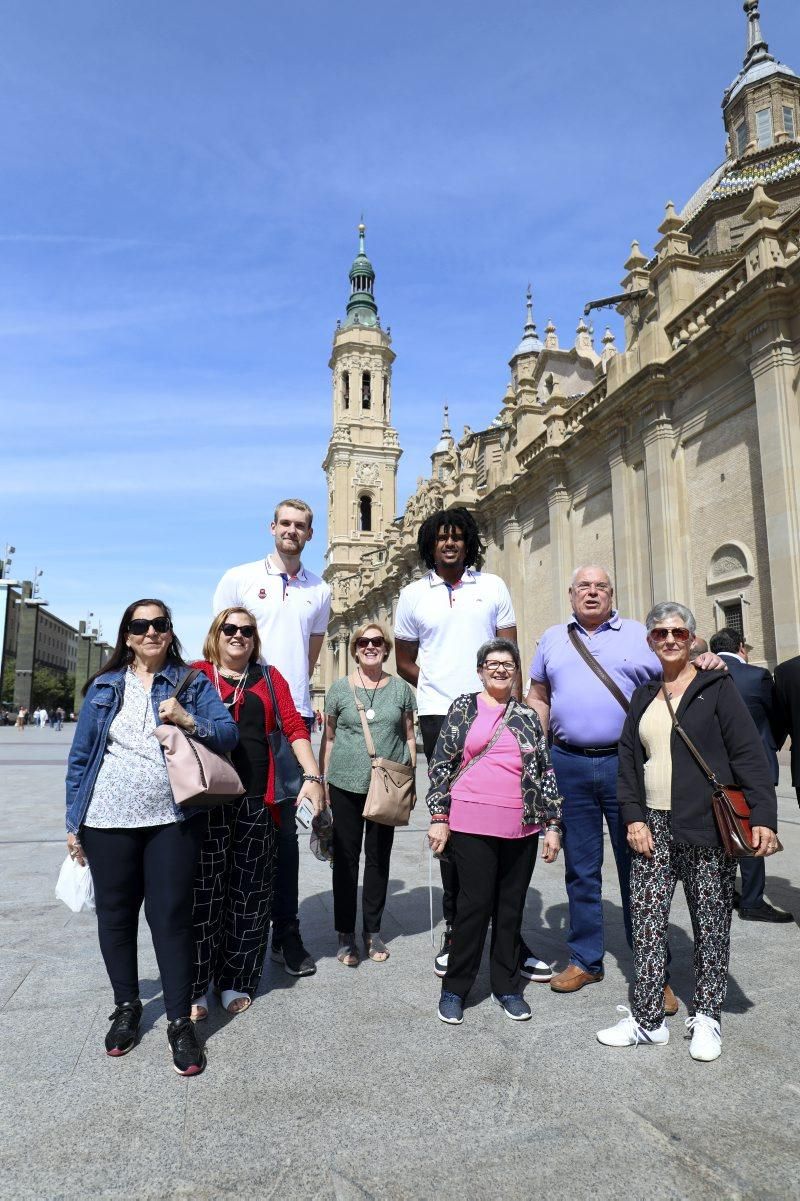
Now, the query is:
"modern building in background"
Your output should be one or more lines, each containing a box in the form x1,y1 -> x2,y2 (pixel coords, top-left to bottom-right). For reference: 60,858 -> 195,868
0,568 -> 110,715
320,1 -> 800,688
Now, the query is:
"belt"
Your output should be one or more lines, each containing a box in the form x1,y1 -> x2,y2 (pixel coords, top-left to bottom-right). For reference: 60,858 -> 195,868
552,737 -> 618,757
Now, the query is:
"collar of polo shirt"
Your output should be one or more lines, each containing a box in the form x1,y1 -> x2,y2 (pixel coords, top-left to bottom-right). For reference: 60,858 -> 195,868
266,554 -> 307,582
569,608 -> 622,632
428,569 -> 477,587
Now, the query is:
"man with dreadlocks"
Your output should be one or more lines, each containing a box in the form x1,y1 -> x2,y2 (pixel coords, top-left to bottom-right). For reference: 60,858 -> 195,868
394,506 -> 553,983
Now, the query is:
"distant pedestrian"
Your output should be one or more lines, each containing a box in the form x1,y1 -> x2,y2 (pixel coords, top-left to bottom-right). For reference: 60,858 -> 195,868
15,707 -> 26,731
597,603 -> 779,1062
773,652 -> 800,807
55,707 -> 65,731
65,599 -> 237,1077
709,627 -> 792,924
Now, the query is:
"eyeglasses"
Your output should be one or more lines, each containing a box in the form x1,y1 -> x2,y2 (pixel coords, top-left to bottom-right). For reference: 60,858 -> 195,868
221,623 -> 256,639
356,636 -> 385,649
481,660 -> 517,673
649,627 -> 692,644
573,582 -> 612,593
127,617 -> 171,635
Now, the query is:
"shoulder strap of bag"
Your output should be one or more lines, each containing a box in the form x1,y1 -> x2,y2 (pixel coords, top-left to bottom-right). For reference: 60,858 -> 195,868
661,685 -> 721,786
350,679 -> 378,758
450,702 -> 514,788
567,625 -> 629,714
260,664 -> 284,734
171,668 -> 200,701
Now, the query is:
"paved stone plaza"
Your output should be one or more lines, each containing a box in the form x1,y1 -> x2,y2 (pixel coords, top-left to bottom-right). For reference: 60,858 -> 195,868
0,726 -> 798,1200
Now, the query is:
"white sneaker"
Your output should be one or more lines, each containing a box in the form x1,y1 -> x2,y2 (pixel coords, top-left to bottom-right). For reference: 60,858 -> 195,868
520,953 -> 554,982
596,1005 -> 670,1047
685,1013 -> 721,1061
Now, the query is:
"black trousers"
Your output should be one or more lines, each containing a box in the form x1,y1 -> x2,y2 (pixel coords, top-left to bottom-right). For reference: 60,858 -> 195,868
444,830 -> 539,1000
192,795 -> 277,999
271,716 -> 315,934
329,783 -> 395,933
420,713 -> 459,926
81,817 -> 207,1021
739,855 -> 766,909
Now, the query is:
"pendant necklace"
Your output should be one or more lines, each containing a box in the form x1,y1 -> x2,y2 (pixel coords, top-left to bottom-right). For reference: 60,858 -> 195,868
214,664 -> 249,710
356,668 -> 381,722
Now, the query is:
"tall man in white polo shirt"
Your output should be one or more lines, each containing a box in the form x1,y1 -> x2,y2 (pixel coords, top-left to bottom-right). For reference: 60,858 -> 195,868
395,506 -> 555,980
213,498 -> 331,977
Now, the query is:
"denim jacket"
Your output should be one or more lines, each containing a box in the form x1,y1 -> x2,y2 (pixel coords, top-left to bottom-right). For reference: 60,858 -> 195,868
66,662 -> 239,834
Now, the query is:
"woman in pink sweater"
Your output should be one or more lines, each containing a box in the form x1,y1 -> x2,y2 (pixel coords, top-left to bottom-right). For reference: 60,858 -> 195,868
427,639 -> 563,1025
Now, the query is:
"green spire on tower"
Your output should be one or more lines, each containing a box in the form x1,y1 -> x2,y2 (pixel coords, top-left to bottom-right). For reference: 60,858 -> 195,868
343,221 -> 379,328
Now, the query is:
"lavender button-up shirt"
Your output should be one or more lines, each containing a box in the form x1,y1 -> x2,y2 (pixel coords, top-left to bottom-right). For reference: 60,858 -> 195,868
529,612 -> 662,747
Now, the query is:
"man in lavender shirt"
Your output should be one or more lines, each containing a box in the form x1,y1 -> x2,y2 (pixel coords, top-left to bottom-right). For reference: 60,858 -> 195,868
526,565 -> 722,995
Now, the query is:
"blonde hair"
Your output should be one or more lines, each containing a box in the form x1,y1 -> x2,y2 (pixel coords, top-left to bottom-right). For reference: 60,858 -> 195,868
349,620 -> 392,663
203,607 -> 262,666
273,498 -> 314,526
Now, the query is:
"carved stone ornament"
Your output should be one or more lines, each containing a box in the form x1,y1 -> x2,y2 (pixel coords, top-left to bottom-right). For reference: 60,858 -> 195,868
706,542 -> 753,588
353,460 -> 381,486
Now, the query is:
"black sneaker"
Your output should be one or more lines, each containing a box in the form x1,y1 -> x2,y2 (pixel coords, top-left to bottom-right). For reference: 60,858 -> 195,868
105,1000 -> 142,1057
271,921 -> 316,977
167,1017 -> 206,1077
434,926 -> 452,978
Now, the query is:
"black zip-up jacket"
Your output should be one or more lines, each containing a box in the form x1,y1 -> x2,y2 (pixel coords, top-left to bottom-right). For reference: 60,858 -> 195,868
617,670 -> 777,846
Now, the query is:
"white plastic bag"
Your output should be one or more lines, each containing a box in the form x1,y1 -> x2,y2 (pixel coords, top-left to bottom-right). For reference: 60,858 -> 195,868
55,855 -> 95,913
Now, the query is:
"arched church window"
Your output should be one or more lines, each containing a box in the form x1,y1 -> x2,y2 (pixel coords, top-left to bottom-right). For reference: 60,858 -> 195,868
362,372 -> 371,410
359,494 -> 372,532
342,371 -> 350,410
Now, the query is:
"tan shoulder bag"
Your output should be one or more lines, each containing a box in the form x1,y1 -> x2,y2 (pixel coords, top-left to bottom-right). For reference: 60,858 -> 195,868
350,679 -> 417,827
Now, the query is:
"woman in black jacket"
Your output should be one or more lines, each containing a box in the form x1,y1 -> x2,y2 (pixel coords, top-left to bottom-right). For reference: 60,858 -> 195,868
596,602 -> 779,1062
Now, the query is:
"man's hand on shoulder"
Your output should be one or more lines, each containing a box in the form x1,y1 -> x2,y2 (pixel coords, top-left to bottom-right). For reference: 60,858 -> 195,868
695,651 -> 727,672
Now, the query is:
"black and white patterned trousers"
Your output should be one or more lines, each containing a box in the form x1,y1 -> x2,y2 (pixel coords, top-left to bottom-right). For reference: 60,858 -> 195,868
630,808 -> 737,1029
192,795 -> 277,999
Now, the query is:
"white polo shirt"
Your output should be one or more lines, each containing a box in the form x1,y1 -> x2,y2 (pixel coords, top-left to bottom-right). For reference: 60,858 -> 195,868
394,569 -> 516,716
213,556 -> 331,717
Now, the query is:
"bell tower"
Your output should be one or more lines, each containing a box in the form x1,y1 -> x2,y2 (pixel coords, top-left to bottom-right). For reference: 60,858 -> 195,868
323,223 -> 401,593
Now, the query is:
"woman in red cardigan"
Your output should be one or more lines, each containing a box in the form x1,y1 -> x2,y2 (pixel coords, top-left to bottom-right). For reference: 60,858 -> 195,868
190,607 -> 324,1018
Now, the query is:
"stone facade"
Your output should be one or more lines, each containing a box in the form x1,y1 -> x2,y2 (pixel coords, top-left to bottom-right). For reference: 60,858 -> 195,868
319,3 -> 800,688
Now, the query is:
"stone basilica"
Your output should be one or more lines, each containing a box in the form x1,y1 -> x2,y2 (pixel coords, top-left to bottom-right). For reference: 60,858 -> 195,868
316,1 -> 800,699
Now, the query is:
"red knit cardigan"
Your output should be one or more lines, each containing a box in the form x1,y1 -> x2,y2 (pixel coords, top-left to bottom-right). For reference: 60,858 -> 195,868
191,660 -> 309,811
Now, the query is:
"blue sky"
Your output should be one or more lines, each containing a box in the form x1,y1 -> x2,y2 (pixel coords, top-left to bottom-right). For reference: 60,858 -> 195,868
3,0 -> 799,656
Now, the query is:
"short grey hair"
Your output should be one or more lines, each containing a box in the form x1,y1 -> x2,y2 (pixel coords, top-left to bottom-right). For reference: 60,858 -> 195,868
476,638 -> 521,671
570,564 -> 613,589
645,602 -> 696,636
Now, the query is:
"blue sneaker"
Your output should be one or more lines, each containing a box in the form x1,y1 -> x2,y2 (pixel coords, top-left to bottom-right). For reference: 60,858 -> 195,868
492,993 -> 532,1021
437,990 -> 464,1025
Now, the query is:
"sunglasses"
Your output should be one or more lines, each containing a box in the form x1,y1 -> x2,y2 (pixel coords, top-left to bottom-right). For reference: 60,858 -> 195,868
649,627 -> 692,644
221,622 -> 256,639
356,636 -> 385,649
127,617 -> 171,635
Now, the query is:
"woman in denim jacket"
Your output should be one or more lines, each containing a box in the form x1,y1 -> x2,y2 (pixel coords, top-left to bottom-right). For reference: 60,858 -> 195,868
66,598 -> 237,1077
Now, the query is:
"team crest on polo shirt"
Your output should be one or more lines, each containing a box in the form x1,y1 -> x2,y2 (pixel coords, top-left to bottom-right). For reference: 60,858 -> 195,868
258,588 -> 266,599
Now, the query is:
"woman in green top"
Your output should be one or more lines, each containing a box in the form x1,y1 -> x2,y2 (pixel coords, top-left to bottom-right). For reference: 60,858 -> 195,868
320,621 -> 417,966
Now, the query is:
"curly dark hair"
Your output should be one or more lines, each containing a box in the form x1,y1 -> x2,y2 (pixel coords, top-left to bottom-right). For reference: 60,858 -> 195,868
417,506 -> 485,571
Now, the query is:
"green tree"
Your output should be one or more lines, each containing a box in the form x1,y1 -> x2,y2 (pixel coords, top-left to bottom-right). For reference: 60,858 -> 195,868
32,666 -> 69,710
1,655 -> 15,707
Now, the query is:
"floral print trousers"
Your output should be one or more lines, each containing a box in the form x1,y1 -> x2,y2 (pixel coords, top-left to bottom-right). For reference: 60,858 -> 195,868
630,808 -> 737,1029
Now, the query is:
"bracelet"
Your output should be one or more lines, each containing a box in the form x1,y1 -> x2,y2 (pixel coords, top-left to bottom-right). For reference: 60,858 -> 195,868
545,821 -> 562,832
430,814 -> 449,824
302,773 -> 324,784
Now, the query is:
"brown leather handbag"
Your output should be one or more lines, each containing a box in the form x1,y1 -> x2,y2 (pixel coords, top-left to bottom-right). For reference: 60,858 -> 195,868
661,686 -> 782,858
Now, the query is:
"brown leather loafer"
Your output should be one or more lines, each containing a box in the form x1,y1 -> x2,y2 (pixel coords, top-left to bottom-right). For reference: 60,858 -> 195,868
550,964 -> 604,992
663,984 -> 679,1016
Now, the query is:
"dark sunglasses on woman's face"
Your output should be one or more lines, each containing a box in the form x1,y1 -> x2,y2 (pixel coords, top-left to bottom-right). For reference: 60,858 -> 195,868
221,623 -> 256,639
127,617 -> 171,635
357,636 -> 385,649
649,627 -> 692,643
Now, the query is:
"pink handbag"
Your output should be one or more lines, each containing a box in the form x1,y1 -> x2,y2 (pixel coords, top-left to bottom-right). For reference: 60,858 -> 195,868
153,670 -> 245,808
